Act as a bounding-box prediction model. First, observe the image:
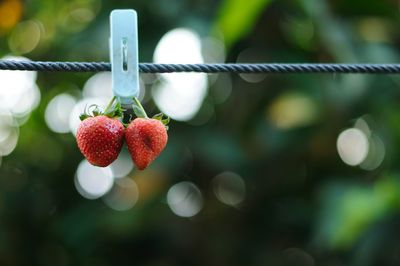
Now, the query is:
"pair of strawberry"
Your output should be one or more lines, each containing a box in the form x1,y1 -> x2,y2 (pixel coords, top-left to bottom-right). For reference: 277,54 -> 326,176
76,97 -> 169,170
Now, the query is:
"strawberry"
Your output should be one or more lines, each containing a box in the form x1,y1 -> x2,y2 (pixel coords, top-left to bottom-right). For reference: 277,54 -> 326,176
125,98 -> 169,170
126,118 -> 168,170
76,97 -> 124,167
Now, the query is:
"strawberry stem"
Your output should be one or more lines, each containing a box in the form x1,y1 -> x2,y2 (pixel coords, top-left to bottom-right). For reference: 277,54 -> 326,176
79,96 -> 124,121
132,97 -> 148,119
104,96 -> 116,114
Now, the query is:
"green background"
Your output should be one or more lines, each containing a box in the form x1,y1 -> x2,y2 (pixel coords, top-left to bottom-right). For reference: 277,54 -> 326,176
1,0 -> 400,265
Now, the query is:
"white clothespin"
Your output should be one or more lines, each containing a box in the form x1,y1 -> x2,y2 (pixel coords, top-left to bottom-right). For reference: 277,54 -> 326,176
110,9 -> 139,107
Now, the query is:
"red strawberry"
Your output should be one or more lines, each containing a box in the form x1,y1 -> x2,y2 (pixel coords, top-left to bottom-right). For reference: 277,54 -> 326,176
125,118 -> 168,170
76,97 -> 125,167
77,115 -> 124,167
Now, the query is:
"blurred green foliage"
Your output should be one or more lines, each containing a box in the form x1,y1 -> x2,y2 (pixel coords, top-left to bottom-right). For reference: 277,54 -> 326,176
0,0 -> 400,265
214,0 -> 272,48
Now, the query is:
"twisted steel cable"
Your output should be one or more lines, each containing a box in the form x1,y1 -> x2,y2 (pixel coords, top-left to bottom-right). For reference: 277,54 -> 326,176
0,60 -> 400,74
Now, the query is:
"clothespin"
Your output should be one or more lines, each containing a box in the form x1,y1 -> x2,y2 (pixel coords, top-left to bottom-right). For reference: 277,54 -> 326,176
110,9 -> 139,107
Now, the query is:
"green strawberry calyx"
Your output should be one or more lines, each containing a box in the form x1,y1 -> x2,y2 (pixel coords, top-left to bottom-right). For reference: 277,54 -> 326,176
152,112 -> 170,130
131,97 -> 170,130
79,96 -> 124,121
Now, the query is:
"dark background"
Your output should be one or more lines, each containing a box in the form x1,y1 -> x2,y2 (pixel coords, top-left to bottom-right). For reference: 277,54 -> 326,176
1,0 -> 400,265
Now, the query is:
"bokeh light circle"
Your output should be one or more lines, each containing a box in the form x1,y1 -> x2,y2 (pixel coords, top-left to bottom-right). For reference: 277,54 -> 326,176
167,181 -> 203,217
45,94 -> 77,133
103,177 -> 139,211
0,56 -> 40,119
152,28 -> 208,121
337,128 -> 369,166
0,110 -> 19,156
212,172 -> 246,206
75,160 -> 114,200
109,148 -> 134,179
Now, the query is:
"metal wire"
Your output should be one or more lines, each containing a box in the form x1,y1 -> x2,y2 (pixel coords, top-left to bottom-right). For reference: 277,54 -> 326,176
0,60 -> 400,74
